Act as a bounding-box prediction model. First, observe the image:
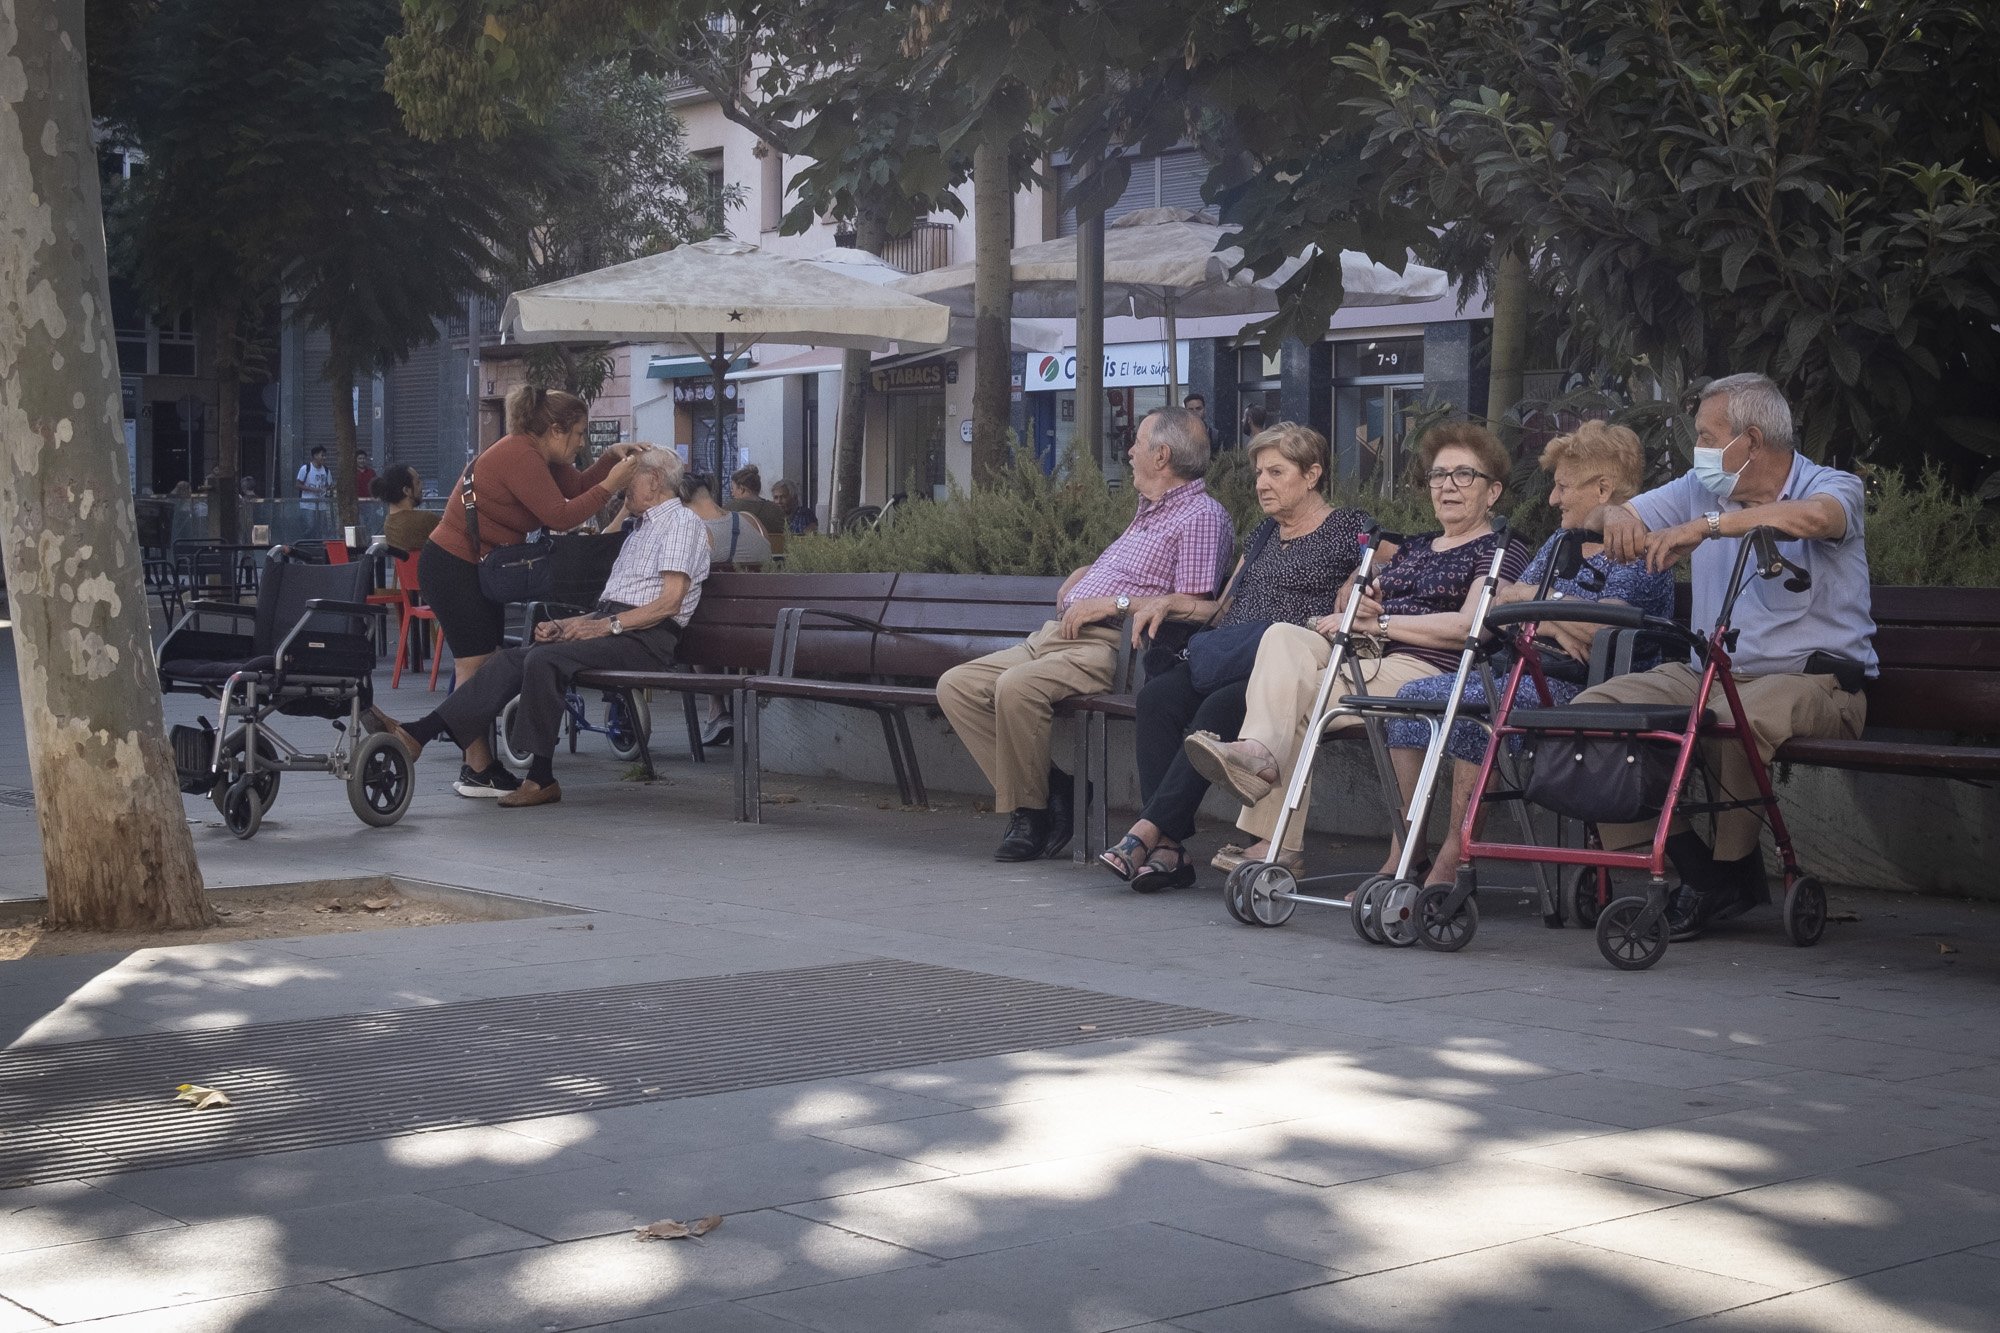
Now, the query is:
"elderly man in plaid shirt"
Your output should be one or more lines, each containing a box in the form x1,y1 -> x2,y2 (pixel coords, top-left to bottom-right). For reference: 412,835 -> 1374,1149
371,448 -> 708,808
939,408 -> 1233,861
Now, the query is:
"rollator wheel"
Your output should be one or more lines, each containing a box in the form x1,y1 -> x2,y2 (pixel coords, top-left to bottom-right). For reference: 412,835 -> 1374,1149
221,777 -> 264,840
1783,875 -> 1828,948
1349,875 -> 1387,943
1376,880 -> 1424,948
1562,865 -> 1605,931
349,732 -> 414,828
494,698 -> 535,773
606,690 -> 652,762
1227,862 -> 1297,928
211,732 -> 281,816
1595,895 -> 1669,971
1415,884 -> 1479,952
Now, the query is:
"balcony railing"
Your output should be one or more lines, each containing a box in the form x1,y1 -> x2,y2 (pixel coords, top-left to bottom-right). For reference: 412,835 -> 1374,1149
881,221 -> 955,275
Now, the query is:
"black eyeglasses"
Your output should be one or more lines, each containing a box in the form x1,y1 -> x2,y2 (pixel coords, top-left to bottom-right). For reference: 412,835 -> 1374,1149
1425,467 -> 1493,489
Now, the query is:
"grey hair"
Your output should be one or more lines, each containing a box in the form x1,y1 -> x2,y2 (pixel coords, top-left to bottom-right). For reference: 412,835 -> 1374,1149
1698,373 -> 1794,452
630,447 -> 684,496
1142,407 -> 1213,479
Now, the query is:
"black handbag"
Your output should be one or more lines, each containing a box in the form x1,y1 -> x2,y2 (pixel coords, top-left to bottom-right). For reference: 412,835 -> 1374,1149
1522,734 -> 1678,825
461,458 -> 628,606
1185,621 -> 1271,692
1143,519 -> 1280,682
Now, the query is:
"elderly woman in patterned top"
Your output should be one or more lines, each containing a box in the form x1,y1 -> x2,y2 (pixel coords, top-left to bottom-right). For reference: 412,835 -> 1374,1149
1101,424 -> 1371,891
1380,421 -> 1674,888
1183,421 -> 1531,879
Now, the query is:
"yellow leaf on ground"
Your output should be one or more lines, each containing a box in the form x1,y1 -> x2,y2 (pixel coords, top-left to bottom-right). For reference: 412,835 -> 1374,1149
634,1214 -> 722,1242
173,1083 -> 232,1110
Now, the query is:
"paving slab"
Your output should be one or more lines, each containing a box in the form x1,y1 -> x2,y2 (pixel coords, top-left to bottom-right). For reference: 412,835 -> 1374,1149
0,1194 -> 544,1323
741,1221 -> 1338,1333
54,1283 -> 434,1332
1667,1250 -> 2000,1331
1175,1236 -> 1780,1333
332,1208 -> 926,1333
0,1181 -> 182,1256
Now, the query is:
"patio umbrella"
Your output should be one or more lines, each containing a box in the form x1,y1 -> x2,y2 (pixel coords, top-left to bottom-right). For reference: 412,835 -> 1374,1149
894,207 -> 1450,399
502,236 -> 954,474
803,247 -> 1069,354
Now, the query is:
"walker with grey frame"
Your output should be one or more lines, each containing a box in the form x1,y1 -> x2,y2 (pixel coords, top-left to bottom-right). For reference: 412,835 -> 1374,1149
1223,518 -> 1541,943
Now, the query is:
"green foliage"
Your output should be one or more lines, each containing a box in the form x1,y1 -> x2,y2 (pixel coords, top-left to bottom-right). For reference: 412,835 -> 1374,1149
1334,0 -> 2000,474
1861,468 -> 2000,588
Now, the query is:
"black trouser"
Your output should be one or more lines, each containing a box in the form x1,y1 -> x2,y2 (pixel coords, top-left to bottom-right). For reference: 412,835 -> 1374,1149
434,604 -> 677,763
1134,662 -> 1250,843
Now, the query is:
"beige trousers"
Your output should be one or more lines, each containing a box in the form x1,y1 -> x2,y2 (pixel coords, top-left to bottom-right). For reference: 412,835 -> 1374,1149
1572,661 -> 1867,860
935,621 -> 1118,812
1235,623 -> 1443,850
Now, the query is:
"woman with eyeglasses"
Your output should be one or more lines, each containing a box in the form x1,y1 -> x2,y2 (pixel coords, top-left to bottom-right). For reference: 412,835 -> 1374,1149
1183,421 -> 1530,878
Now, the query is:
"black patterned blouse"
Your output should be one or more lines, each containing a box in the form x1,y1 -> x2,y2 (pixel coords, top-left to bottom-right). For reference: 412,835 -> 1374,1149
1218,507 -> 1371,629
1374,528 -> 1533,670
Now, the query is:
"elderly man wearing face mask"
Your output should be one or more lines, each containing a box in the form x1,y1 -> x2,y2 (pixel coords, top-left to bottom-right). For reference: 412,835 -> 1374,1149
1578,372 -> 1876,942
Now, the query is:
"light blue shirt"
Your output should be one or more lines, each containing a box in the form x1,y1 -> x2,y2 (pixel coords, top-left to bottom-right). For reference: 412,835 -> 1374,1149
1628,453 -> 1878,677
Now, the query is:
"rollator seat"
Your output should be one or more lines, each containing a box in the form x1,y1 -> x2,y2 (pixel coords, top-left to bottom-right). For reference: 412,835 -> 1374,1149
1338,694 -> 1491,716
1507,702 -> 1714,734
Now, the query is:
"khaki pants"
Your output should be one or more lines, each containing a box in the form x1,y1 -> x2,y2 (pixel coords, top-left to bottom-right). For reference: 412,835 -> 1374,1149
1573,661 -> 1867,860
1236,623 -> 1443,851
936,621 -> 1118,812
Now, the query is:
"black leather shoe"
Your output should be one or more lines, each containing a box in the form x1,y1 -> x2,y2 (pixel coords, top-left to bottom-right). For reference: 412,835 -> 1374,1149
1667,882 -> 1731,942
994,808 -> 1049,861
1040,794 -> 1075,860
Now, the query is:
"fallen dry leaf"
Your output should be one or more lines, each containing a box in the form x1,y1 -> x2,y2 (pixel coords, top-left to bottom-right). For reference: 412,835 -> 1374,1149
634,1214 -> 722,1242
1938,942 -> 1958,955
1830,911 -> 1860,923
1077,1024 -> 1098,1032
360,898 -> 395,912
173,1083 -> 231,1110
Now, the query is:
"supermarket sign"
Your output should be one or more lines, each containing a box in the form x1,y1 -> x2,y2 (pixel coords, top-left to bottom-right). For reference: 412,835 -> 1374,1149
1028,341 -> 1189,392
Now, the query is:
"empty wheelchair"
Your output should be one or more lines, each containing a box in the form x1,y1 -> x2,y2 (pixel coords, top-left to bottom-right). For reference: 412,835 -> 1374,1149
158,546 -> 414,839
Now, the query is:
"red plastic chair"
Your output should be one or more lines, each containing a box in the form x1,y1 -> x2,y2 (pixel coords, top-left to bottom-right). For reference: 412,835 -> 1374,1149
389,553 -> 446,689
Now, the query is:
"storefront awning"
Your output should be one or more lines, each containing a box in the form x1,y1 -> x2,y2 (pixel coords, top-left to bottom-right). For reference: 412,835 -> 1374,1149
647,354 -> 750,380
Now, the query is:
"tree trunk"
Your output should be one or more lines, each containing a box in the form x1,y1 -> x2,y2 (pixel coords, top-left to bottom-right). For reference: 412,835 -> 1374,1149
211,302 -> 240,542
0,0 -> 209,928
329,358 -> 358,533
1074,193 -> 1105,473
831,206 -> 890,527
969,119 -> 1014,484
1486,245 -> 1529,434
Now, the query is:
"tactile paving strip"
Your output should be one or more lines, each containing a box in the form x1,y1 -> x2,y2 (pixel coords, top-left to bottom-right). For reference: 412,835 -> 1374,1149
0,958 -> 1241,1187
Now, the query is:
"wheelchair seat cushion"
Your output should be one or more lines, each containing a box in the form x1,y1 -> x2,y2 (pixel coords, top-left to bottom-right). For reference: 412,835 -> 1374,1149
160,655 -> 278,685
1508,702 -> 1714,734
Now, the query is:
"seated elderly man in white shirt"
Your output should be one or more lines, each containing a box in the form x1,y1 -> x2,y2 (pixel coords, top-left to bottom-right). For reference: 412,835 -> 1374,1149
370,448 -> 708,808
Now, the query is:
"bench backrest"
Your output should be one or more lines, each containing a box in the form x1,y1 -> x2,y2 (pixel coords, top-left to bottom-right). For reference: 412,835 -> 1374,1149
679,572 -> 894,674
1865,585 -> 2000,735
872,574 -> 1063,680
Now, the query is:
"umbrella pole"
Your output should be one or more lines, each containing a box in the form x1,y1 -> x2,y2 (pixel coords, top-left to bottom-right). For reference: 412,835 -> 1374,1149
1163,292 -> 1180,406
711,333 -> 728,479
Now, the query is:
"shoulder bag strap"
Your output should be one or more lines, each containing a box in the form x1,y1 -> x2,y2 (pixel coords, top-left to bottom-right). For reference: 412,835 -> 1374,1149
1201,518 -> 1277,627
457,457 -> 482,558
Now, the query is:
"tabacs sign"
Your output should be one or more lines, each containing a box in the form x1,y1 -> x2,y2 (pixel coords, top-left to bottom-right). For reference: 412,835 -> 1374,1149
870,357 -> 956,395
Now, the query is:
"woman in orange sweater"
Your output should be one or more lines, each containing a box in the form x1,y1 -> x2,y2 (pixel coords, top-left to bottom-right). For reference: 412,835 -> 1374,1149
418,385 -> 640,797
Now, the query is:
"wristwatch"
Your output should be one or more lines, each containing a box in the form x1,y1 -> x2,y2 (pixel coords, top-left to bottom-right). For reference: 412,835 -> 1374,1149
1114,595 -> 1132,613
1704,511 -> 1722,539
608,615 -> 625,636
1378,612 -> 1392,637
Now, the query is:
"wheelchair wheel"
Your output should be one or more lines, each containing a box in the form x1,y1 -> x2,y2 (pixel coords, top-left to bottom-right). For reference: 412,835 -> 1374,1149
1562,865 -> 1605,931
221,777 -> 264,840
1415,884 -> 1479,952
1783,875 -> 1828,948
494,697 -> 535,773
1349,875 -> 1387,943
211,732 -> 281,817
606,690 -> 652,762
1595,895 -> 1669,971
1225,862 -> 1296,928
1377,880 -> 1423,948
349,732 -> 414,827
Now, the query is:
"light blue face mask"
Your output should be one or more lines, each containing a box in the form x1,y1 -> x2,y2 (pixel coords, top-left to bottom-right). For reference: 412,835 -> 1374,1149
1692,432 -> 1749,498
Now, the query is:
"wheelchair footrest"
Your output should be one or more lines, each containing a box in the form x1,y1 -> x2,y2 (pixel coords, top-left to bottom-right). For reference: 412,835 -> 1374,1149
169,722 -> 217,793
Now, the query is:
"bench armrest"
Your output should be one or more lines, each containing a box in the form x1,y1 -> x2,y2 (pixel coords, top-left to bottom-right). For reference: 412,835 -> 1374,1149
769,606 -> 889,676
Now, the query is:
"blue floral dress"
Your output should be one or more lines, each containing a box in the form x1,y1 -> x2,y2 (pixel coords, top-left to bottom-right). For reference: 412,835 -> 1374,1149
1383,534 -> 1676,763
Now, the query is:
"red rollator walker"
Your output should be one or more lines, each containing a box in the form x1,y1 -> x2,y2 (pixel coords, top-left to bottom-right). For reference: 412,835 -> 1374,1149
1423,526 -> 1830,970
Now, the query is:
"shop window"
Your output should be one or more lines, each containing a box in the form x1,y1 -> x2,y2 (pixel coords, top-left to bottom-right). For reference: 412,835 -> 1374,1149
1332,337 -> 1429,497
1234,345 -> 1282,447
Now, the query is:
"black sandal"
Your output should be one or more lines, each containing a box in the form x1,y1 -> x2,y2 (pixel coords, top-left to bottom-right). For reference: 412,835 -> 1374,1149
1132,841 -> 1197,894
1097,834 -> 1152,883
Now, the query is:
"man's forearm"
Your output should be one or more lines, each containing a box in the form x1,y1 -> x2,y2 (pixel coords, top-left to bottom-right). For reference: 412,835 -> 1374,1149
1713,495 -> 1846,542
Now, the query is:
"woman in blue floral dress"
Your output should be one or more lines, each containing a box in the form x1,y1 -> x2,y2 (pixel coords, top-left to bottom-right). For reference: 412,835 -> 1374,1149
1384,421 -> 1675,885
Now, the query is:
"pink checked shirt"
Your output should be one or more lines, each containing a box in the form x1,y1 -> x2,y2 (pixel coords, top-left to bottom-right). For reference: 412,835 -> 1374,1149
1063,479 -> 1234,608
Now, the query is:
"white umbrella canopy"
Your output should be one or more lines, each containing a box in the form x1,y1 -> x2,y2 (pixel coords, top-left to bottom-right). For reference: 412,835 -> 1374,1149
501,235 -> 952,352
805,247 -> 1070,353
895,207 -> 1449,395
